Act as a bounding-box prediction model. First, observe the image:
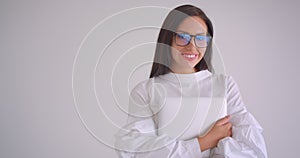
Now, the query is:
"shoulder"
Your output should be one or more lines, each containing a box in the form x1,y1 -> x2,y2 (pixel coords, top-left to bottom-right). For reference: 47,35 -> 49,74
224,74 -> 239,90
217,74 -> 242,97
210,74 -> 240,95
130,77 -> 155,97
211,73 -> 237,86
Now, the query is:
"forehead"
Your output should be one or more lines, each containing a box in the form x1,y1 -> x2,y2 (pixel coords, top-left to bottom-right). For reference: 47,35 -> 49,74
176,16 -> 208,34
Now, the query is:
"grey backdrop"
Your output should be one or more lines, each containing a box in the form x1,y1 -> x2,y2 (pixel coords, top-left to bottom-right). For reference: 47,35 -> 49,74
1,0 -> 300,157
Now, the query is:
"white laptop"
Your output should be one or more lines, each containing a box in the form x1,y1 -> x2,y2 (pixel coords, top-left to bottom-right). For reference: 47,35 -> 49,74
157,97 -> 227,140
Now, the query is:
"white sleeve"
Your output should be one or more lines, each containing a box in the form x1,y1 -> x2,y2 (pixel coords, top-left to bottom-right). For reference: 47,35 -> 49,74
211,76 -> 268,158
114,82 -> 204,158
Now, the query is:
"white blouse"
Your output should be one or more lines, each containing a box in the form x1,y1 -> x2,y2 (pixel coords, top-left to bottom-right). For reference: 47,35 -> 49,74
115,70 -> 268,158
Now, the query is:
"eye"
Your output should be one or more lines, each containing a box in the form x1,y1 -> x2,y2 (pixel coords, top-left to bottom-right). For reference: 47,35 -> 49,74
195,35 -> 206,41
177,33 -> 191,40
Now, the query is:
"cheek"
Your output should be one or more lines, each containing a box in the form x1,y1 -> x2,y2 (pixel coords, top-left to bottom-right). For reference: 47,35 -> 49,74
171,46 -> 184,55
170,47 -> 180,60
171,40 -> 185,52
171,43 -> 183,55
198,48 -> 207,56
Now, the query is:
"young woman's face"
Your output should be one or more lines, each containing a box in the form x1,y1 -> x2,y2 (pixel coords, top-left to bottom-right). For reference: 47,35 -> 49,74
170,16 -> 208,74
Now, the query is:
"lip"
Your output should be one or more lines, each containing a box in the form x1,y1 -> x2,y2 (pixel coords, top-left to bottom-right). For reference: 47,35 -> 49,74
181,53 -> 199,61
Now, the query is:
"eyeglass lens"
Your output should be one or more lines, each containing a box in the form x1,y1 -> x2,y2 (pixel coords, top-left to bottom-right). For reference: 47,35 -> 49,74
175,33 -> 210,47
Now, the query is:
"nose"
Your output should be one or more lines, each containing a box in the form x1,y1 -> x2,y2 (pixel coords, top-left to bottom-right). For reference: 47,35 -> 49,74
186,37 -> 197,49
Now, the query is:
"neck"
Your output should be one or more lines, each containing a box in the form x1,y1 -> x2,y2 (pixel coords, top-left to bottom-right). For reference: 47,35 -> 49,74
171,67 -> 196,74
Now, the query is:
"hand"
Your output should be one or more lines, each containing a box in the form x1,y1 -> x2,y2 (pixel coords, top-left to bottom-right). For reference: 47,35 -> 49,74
197,115 -> 232,151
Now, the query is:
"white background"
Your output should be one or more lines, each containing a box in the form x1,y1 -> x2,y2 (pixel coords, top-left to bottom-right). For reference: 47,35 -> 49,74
1,0 -> 299,157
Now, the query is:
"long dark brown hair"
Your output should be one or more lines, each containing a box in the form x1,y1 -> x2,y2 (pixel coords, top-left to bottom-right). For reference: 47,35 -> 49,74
149,4 -> 214,78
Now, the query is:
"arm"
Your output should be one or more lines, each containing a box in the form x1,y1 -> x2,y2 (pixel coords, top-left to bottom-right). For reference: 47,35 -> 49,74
114,81 -> 204,158
211,76 -> 268,158
197,115 -> 232,151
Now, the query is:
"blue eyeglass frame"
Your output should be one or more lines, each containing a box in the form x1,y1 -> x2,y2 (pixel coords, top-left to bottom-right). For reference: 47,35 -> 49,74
174,32 -> 212,48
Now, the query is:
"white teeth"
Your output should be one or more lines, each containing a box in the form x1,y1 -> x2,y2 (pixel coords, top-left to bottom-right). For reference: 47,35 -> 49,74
183,54 -> 196,58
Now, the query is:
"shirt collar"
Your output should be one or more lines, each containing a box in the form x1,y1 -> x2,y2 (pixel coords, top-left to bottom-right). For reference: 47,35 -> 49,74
158,70 -> 212,83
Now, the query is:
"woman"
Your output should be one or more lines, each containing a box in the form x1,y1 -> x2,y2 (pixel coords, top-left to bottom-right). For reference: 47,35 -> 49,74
115,4 -> 268,158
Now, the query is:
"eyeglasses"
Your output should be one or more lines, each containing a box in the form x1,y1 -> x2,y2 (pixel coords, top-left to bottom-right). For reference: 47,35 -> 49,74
174,32 -> 211,48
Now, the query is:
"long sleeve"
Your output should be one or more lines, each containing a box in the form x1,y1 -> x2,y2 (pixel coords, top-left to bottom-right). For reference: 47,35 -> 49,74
115,72 -> 268,158
211,76 -> 268,158
114,81 -> 204,158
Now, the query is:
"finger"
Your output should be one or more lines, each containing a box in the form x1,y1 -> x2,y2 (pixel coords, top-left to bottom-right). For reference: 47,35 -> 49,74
226,123 -> 233,137
224,122 -> 232,129
228,129 -> 232,137
217,115 -> 230,125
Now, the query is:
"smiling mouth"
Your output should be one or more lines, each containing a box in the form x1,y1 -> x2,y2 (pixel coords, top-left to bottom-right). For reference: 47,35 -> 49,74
181,53 -> 198,61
